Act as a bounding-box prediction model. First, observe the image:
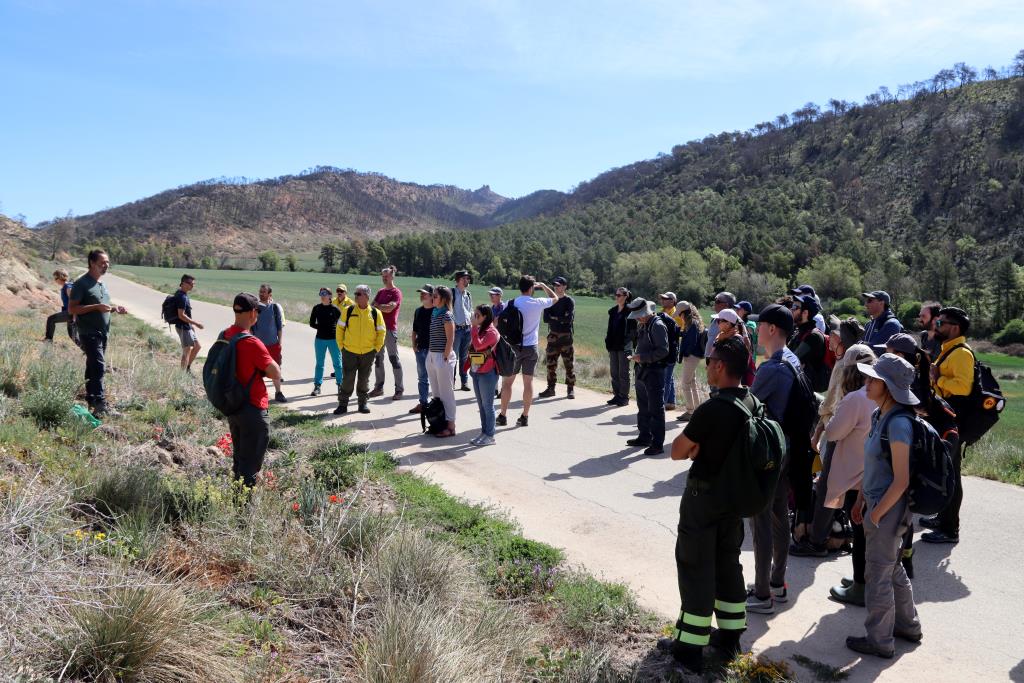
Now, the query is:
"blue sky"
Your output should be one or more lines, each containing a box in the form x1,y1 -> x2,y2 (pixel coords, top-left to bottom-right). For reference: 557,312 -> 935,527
1,0 -> 1022,225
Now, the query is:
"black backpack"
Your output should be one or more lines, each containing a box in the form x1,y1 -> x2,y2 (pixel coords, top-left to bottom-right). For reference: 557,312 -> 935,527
710,393 -> 786,517
492,336 -> 517,377
202,331 -> 260,416
934,344 -> 1005,446
780,360 -> 822,439
420,397 -> 448,435
497,300 -> 524,346
879,408 -> 955,516
161,294 -> 180,325
697,328 -> 709,358
657,312 -> 680,363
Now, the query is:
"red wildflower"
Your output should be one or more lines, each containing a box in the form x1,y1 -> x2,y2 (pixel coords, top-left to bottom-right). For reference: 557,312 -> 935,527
292,503 -> 300,512
329,495 -> 338,504
215,434 -> 233,456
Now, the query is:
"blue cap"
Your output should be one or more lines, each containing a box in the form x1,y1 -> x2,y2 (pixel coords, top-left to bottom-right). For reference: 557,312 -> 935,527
734,300 -> 753,314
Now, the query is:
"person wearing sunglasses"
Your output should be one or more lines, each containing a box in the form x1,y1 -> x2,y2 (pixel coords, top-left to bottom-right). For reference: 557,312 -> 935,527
604,287 -> 636,407
308,287 -> 343,397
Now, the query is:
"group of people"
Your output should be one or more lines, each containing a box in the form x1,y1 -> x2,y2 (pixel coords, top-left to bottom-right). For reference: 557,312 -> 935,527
660,286 -> 978,673
53,251 -> 983,672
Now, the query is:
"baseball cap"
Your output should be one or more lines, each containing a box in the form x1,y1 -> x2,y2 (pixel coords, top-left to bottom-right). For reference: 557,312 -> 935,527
858,353 -> 920,406
233,292 -> 259,312
628,301 -> 657,320
416,283 -> 435,295
734,300 -> 753,314
658,291 -> 677,302
756,303 -> 795,334
488,286 -> 503,295
318,287 -> 331,297
626,297 -> 647,311
862,290 -> 892,305
794,294 -> 822,316
453,270 -> 471,281
790,284 -> 818,298
886,332 -> 919,357
714,291 -> 737,306
552,276 -> 568,286
336,283 -> 348,292
712,308 -> 741,325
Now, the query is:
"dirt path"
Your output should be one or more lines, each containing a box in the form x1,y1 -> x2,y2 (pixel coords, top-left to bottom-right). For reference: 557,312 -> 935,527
106,272 -> 1024,682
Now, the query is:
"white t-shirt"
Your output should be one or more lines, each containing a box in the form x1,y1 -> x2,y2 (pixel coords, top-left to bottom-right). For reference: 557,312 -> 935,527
513,295 -> 555,346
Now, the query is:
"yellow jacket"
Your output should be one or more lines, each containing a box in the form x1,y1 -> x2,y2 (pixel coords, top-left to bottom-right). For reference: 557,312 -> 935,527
337,304 -> 385,354
932,336 -> 974,398
332,294 -> 353,311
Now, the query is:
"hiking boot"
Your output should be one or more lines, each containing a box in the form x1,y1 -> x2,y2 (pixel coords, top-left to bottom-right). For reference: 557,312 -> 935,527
677,411 -> 693,422
614,398 -> 630,407
537,386 -> 556,398
626,438 -> 652,448
409,403 -> 424,414
643,445 -> 664,456
830,582 -> 865,606
845,636 -> 893,659
358,402 -> 371,414
745,590 -> 773,614
606,397 -> 619,405
790,539 -> 828,557
919,515 -> 941,530
921,531 -> 959,544
656,639 -> 703,675
333,403 -> 348,415
310,384 -> 321,397
496,414 -> 508,426
567,388 -> 575,399
392,391 -> 403,400
894,628 -> 923,643
459,383 -> 471,392
367,388 -> 384,398
515,414 -> 529,427
901,548 -> 915,579
665,403 -> 676,411
708,628 -> 743,658
275,391 -> 288,403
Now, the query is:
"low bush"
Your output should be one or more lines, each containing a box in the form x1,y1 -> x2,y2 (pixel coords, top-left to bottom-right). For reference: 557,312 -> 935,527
0,332 -> 27,396
367,528 -> 476,605
963,437 -> 1024,486
552,574 -> 644,640
20,356 -> 80,430
993,319 -> 1024,347
90,465 -> 164,521
832,297 -> 861,316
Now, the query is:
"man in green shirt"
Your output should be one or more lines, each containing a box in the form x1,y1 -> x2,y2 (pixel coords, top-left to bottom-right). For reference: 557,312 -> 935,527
69,249 -> 127,416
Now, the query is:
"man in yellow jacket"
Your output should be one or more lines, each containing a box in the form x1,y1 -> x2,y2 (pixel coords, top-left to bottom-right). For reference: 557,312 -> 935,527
922,306 -> 974,545
335,284 -> 385,415
332,284 -> 354,311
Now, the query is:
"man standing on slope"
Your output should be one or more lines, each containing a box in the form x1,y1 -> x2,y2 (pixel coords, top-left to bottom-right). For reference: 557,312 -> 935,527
69,248 -> 128,417
370,266 -> 404,400
173,274 -> 204,373
538,276 -> 576,400
497,275 -> 559,428
253,284 -> 287,403
452,270 -> 474,391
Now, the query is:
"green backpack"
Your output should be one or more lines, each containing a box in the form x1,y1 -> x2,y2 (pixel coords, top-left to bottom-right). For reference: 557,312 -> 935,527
710,393 -> 786,517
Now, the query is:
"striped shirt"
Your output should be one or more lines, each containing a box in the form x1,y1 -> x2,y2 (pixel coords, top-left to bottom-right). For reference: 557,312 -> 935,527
429,309 -> 454,353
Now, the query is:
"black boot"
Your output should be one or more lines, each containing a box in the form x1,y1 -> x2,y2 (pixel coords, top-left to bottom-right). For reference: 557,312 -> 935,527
537,385 -> 556,398
333,402 -> 348,415
358,401 -> 371,414
657,639 -> 703,674
708,629 -> 743,658
566,387 -> 575,399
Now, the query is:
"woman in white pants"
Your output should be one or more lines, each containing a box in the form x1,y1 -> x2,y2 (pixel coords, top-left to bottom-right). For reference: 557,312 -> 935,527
675,301 -> 705,421
426,285 -> 457,437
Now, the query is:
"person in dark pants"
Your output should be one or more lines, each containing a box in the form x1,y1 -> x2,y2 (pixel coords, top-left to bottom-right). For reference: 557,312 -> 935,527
605,288 -> 636,407
625,300 -> 669,456
539,276 -> 576,399
68,249 -> 127,417
308,288 -> 342,396
409,284 -> 435,414
659,336 -> 754,674
222,293 -> 280,488
335,285 -> 386,415
43,268 -> 78,344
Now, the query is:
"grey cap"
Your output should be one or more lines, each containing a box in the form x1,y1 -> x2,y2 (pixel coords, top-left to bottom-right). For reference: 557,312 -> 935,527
416,283 -> 435,295
714,291 -> 737,306
862,290 -> 892,306
626,297 -> 647,311
488,286 -> 503,295
628,301 -> 657,320
886,332 -> 919,357
858,353 -> 919,405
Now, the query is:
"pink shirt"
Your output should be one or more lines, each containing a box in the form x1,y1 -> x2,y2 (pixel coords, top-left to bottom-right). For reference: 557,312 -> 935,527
822,386 -> 875,509
373,287 -> 402,331
471,325 -> 500,374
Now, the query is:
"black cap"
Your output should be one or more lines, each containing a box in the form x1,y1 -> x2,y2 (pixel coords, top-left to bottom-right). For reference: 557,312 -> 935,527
626,297 -> 647,311
233,292 -> 259,312
552,276 -> 568,286
794,294 -> 821,317
756,303 -> 795,334
416,283 -> 435,295
939,306 -> 970,327
453,270 -> 471,281
790,284 -> 818,298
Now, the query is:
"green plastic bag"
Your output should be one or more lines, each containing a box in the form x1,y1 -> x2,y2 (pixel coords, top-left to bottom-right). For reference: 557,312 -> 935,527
72,404 -> 102,428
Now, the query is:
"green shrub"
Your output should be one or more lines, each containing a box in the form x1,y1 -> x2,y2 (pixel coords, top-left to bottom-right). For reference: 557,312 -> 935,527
832,297 -> 861,316
367,528 -> 475,605
897,300 -> 922,331
310,440 -> 368,489
20,357 -> 81,429
994,319 -> 1024,347
90,466 -> 164,521
552,575 -> 643,639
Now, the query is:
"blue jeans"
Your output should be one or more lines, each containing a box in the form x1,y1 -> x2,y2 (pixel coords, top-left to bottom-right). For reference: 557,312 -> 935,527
314,337 -> 343,386
663,362 -> 676,405
454,326 -> 472,385
472,369 -> 499,436
415,348 -> 430,405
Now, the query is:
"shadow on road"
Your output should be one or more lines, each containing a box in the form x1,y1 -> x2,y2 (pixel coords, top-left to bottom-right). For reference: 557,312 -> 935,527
635,470 -> 690,499
544,447 -> 655,481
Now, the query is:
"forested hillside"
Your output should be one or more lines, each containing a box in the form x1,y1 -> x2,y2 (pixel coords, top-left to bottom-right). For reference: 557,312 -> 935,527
58,168 -> 515,256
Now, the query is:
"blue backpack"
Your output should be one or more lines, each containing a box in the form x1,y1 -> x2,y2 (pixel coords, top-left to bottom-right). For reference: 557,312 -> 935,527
203,331 -> 260,416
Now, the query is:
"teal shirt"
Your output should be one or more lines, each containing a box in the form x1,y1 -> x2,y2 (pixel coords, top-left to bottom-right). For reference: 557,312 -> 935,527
69,274 -> 111,335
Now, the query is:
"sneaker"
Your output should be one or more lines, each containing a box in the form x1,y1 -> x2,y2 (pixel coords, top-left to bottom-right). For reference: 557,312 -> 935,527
745,590 -> 774,614
310,385 -> 322,397
391,391 -> 403,401
538,387 -> 556,398
829,582 -> 865,606
367,388 -> 384,398
516,415 -> 529,427
665,403 -> 676,411
921,531 -> 959,544
919,515 -> 941,530
496,414 -> 508,426
626,438 -> 652,448
789,539 -> 828,558
770,583 -> 789,603
643,446 -> 664,456
459,384 -> 471,392
840,576 -> 854,588
477,435 -> 496,446
567,388 -> 575,399
677,411 -> 693,422
469,435 -> 483,446
333,404 -> 348,415
846,636 -> 893,659
275,391 -> 288,404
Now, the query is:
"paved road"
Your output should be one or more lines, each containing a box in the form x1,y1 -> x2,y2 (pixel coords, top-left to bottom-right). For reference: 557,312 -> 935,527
107,273 -> 1024,682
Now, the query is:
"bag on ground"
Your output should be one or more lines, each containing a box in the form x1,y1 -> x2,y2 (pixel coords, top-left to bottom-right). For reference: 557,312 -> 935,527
711,393 -> 786,517
203,331 -> 259,416
880,409 -> 955,515
420,397 -> 448,435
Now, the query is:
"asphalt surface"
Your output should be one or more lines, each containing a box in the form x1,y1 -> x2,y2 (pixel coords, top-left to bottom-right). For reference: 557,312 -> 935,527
107,272 -> 1024,682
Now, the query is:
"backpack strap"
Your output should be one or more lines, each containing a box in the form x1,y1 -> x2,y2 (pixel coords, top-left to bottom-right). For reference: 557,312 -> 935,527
712,391 -> 758,420
877,407 -> 916,459
225,331 -> 262,389
933,342 -> 972,368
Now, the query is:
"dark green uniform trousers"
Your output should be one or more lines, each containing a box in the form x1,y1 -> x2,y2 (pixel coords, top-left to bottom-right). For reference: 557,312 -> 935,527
672,482 -> 747,647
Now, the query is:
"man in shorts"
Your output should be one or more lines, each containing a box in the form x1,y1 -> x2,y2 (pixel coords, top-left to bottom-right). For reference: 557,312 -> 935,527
497,275 -> 559,428
173,274 -> 204,372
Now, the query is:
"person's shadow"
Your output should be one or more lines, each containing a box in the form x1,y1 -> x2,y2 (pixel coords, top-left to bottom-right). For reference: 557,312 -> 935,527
635,469 -> 690,499
544,447 -> 655,482
1009,658 -> 1024,682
